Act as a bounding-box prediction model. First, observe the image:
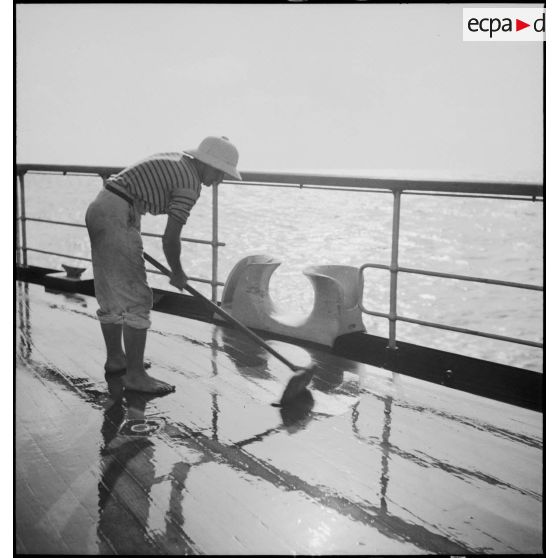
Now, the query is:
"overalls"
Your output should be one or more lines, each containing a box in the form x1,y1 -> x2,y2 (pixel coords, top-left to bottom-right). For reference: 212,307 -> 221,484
85,184 -> 153,329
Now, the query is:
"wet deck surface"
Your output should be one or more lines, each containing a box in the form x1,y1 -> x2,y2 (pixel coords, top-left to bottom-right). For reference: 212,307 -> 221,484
15,281 -> 543,555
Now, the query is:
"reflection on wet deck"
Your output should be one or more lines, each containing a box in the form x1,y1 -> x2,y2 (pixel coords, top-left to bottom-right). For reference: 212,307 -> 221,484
15,282 -> 543,554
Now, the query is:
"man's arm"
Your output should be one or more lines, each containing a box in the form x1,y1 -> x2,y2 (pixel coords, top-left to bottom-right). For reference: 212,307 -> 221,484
162,215 -> 189,290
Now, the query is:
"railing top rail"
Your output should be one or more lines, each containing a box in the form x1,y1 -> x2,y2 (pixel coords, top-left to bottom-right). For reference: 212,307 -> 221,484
17,163 -> 124,177
238,171 -> 543,197
16,164 -> 543,198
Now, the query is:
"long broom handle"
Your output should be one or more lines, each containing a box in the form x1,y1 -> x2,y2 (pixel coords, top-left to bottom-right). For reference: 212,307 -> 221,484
143,252 -> 299,372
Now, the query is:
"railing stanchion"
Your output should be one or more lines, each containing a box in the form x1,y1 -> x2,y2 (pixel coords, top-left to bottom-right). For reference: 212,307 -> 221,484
211,183 -> 219,303
388,189 -> 402,350
18,173 -> 28,266
16,175 -> 21,266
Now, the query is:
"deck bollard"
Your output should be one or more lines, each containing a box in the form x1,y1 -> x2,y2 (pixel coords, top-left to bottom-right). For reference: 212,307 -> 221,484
220,255 -> 366,347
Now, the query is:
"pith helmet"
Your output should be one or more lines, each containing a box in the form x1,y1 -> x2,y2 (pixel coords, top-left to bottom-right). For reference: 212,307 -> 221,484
186,136 -> 241,180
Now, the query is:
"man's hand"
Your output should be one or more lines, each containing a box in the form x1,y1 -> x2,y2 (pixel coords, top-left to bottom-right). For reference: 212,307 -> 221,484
169,270 -> 189,291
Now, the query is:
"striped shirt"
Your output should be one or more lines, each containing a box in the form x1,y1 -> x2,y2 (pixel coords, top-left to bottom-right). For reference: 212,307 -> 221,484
107,153 -> 202,225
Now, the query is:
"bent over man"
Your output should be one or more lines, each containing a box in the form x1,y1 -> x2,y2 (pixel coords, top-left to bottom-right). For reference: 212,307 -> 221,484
85,136 -> 241,394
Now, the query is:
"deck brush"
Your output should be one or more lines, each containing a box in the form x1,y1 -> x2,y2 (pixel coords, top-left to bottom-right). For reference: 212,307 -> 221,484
276,366 -> 317,406
143,252 -> 317,406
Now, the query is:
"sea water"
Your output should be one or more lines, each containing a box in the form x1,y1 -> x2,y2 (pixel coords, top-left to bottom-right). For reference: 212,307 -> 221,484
18,172 -> 543,372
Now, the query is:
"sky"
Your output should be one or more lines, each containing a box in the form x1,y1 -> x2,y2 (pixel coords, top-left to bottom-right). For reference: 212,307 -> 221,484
15,3 -> 544,181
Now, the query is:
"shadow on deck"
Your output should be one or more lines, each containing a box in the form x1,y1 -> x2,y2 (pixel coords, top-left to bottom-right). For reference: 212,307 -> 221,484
15,281 -> 543,555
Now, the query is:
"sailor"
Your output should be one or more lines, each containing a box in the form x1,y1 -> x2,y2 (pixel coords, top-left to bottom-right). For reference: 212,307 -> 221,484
85,136 -> 241,394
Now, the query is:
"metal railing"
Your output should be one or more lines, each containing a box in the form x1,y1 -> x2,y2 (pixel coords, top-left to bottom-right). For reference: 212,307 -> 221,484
237,171 -> 543,352
16,164 -> 543,351
15,164 -> 226,301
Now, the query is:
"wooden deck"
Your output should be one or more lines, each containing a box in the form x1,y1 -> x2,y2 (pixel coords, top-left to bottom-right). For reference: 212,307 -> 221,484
15,281 -> 543,555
